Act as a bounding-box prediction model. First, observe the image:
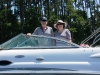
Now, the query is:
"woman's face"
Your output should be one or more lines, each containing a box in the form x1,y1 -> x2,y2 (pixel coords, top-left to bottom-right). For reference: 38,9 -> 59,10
57,22 -> 64,30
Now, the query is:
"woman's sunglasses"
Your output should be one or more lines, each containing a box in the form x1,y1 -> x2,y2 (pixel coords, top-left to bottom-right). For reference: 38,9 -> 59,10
57,23 -> 63,25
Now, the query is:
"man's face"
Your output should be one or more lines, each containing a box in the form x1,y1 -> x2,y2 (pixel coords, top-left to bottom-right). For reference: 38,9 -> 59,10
40,21 -> 48,27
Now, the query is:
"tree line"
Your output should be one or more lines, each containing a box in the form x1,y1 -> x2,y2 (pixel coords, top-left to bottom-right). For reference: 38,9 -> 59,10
0,0 -> 100,45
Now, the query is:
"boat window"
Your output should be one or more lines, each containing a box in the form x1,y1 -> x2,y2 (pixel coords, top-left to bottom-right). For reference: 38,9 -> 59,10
0,33 -> 80,49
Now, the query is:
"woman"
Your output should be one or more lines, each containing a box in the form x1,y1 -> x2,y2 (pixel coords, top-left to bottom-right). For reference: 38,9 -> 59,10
54,20 -> 72,42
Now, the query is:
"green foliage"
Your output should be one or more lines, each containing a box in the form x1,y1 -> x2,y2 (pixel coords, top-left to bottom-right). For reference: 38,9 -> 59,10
24,8 -> 40,34
48,15 -> 59,31
69,28 -> 77,32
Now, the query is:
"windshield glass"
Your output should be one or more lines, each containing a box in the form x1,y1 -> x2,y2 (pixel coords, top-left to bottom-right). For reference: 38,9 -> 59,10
0,33 -> 80,49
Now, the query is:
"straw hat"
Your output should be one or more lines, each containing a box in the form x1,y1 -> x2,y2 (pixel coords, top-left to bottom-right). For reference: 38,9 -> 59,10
54,20 -> 67,29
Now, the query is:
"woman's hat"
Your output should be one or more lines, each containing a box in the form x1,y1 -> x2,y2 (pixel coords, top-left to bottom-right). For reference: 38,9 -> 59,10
54,20 -> 67,29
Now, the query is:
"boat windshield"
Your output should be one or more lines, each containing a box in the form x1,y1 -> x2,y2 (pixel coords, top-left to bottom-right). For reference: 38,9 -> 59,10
0,33 -> 80,50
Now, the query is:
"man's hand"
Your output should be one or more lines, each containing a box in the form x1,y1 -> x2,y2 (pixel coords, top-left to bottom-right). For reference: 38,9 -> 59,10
27,33 -> 32,36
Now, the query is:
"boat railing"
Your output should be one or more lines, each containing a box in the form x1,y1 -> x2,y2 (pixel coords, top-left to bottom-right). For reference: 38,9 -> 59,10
93,34 -> 100,43
90,36 -> 100,47
81,27 -> 100,44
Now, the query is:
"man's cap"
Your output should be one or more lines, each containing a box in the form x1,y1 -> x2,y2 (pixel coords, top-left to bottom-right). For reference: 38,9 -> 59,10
40,17 -> 47,21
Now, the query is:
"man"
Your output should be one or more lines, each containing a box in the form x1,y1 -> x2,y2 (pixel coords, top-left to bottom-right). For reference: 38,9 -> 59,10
27,17 -> 53,36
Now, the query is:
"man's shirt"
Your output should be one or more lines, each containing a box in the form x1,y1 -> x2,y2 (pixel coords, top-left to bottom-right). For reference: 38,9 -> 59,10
32,26 -> 54,36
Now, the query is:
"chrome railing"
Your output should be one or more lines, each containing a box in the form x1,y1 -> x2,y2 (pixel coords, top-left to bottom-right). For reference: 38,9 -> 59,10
81,27 -> 100,44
